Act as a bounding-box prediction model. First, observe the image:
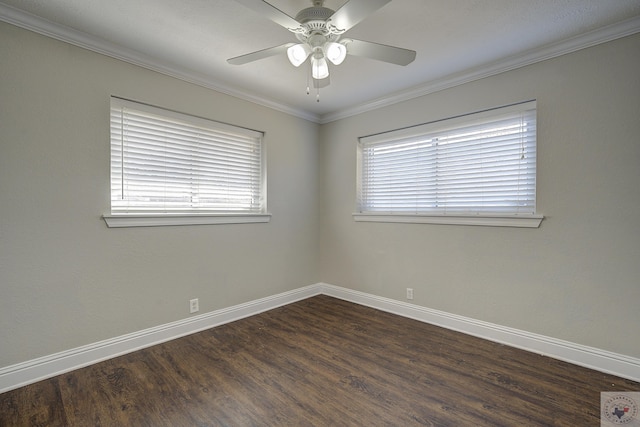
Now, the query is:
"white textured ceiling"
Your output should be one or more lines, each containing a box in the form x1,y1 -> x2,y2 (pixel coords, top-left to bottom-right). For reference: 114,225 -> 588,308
1,0 -> 639,122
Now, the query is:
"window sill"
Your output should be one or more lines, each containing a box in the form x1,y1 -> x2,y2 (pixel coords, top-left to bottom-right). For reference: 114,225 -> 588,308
352,213 -> 543,228
102,213 -> 271,228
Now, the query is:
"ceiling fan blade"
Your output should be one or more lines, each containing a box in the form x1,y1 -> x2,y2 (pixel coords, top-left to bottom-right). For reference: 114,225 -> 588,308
227,43 -> 294,65
234,0 -> 302,31
343,39 -> 416,66
328,0 -> 391,33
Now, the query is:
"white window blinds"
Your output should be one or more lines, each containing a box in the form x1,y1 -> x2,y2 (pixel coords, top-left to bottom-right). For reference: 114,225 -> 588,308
110,97 -> 265,215
357,101 -> 537,216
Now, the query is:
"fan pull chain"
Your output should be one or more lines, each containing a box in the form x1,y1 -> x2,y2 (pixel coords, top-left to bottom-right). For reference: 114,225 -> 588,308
304,60 -> 319,101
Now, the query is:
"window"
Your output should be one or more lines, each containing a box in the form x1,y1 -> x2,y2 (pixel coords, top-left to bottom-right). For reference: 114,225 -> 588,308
103,97 -> 269,227
356,101 -> 542,227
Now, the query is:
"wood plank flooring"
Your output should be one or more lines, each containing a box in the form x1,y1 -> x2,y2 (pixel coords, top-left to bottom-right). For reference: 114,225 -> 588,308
1,295 -> 638,426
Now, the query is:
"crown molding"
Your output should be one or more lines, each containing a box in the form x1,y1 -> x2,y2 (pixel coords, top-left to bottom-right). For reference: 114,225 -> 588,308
319,15 -> 640,124
2,3 -> 638,125
0,3 -> 321,123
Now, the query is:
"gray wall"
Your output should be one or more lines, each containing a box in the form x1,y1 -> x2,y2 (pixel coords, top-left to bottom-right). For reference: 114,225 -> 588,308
318,33 -> 640,359
1,20 -> 639,371
0,22 -> 320,367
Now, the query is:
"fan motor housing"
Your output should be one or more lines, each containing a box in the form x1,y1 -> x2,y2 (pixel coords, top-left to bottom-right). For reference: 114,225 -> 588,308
295,6 -> 334,24
294,6 -> 341,44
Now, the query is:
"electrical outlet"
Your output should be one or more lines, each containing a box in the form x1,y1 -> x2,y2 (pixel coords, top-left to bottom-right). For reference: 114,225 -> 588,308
189,298 -> 199,313
406,288 -> 414,300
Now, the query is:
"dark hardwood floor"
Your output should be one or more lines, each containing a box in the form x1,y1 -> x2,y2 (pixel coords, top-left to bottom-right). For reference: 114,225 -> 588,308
1,295 -> 638,426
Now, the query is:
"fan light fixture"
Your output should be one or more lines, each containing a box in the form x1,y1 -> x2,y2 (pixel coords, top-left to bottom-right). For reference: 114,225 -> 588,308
311,53 -> 329,79
287,44 -> 312,67
324,42 -> 347,65
287,39 -> 346,79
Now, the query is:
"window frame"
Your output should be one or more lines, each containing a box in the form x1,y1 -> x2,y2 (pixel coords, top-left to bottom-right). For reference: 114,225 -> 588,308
103,97 -> 270,228
354,101 -> 543,228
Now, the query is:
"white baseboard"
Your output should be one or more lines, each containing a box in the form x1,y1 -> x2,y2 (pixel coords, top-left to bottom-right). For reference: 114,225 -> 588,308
1,282 -> 638,393
318,283 -> 640,383
0,285 -> 321,393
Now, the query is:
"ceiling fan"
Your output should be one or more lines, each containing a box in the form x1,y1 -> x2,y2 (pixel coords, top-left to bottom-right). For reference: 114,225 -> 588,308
228,0 -> 416,92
